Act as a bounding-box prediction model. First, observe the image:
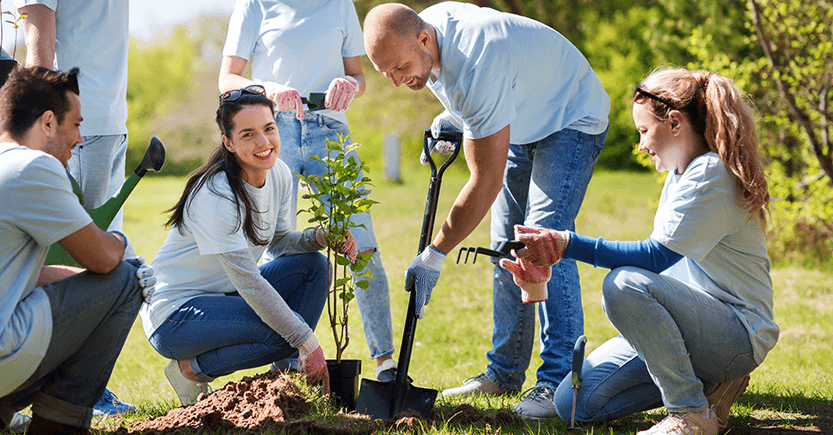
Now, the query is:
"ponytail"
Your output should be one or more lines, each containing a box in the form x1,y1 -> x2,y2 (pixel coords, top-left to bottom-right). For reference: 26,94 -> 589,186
640,67 -> 770,225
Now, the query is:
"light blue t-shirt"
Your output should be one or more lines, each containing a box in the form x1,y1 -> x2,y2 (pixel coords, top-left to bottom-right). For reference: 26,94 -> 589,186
0,143 -> 92,397
651,152 -> 779,364
222,0 -> 365,125
141,160 -> 294,338
15,0 -> 129,136
420,1 -> 609,143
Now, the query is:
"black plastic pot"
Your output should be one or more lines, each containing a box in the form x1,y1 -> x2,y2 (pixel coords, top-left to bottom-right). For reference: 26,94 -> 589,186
327,359 -> 362,411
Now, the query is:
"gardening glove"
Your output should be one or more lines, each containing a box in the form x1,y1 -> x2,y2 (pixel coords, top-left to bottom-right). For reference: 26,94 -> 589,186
420,110 -> 463,165
109,230 -> 137,261
314,227 -> 358,263
298,334 -> 331,395
499,256 -> 551,304
324,76 -> 359,112
405,245 -> 446,318
513,225 -> 571,268
262,81 -> 305,119
124,256 -> 157,302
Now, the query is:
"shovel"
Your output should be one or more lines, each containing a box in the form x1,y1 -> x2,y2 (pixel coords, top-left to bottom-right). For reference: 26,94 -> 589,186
45,136 -> 166,266
356,127 -> 464,420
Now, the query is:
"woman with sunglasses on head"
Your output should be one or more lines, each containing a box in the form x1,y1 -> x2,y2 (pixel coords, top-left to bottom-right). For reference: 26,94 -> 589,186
499,67 -> 778,435
140,86 -> 357,406
218,0 -> 399,382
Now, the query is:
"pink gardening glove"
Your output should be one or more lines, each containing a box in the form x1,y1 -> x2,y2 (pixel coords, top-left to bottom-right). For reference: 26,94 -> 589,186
263,81 -> 305,119
513,225 -> 571,267
315,227 -> 358,263
324,76 -> 359,112
298,335 -> 331,395
499,256 -> 551,303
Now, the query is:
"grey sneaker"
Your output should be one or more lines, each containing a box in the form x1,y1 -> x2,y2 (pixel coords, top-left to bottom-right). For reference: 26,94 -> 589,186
164,359 -> 212,406
375,359 -> 397,383
511,385 -> 558,420
8,412 -> 30,433
441,373 -> 505,397
706,375 -> 750,431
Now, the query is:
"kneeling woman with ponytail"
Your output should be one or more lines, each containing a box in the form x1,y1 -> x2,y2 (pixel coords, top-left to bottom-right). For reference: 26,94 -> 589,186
500,68 -> 778,435
140,86 -> 357,406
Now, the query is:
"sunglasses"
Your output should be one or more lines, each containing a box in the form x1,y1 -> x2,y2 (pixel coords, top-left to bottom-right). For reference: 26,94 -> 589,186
633,83 -> 680,110
219,84 -> 266,104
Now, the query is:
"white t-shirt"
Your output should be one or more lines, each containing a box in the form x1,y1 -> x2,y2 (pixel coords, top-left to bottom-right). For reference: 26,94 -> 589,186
15,0 -> 129,136
420,1 -> 609,143
651,152 -> 779,364
0,143 -> 92,397
140,161 -> 295,338
222,0 -> 365,125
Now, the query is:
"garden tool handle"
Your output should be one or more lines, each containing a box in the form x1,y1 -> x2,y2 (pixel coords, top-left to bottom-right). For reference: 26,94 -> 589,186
570,335 -> 588,429
392,128 -> 463,412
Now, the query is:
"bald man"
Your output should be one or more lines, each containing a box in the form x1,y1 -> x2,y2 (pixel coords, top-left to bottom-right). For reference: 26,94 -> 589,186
365,2 -> 610,420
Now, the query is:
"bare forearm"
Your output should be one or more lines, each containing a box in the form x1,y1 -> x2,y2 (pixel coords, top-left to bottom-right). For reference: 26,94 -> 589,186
218,56 -> 255,93
432,175 -> 501,254
18,5 -> 56,68
37,265 -> 84,286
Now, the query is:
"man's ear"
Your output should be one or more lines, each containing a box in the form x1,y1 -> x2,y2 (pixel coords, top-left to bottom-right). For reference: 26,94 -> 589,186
417,29 -> 431,49
39,110 -> 57,136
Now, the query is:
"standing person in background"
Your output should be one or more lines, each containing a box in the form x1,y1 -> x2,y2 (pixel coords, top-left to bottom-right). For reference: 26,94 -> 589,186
501,68 -> 778,435
16,0 -> 134,416
363,2 -> 609,418
219,0 -> 398,382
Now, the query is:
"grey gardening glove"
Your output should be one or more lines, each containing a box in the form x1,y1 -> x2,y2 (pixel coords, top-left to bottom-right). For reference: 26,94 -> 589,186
404,246 -> 446,318
420,110 -> 463,165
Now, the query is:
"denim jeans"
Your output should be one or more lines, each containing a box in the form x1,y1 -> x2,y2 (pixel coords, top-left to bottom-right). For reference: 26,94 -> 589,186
274,111 -> 394,360
147,253 -> 328,381
66,134 -> 128,231
2,262 -> 142,428
486,127 -> 606,392
553,267 -> 758,422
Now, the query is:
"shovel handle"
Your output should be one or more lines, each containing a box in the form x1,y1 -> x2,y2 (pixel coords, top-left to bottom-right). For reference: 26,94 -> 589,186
392,128 -> 462,415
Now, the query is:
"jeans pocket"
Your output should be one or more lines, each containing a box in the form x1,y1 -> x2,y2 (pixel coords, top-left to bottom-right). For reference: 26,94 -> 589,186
321,115 -> 349,134
723,351 -> 757,382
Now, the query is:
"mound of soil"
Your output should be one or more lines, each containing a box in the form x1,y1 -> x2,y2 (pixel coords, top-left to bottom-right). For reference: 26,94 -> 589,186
113,371 -> 521,434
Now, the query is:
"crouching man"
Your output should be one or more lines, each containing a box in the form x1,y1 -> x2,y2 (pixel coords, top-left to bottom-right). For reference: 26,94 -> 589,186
0,66 -> 146,434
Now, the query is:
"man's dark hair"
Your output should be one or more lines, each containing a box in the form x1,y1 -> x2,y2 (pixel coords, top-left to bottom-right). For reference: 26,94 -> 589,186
0,66 -> 80,138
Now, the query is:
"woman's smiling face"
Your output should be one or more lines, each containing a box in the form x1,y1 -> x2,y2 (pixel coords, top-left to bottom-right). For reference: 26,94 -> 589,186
223,104 -> 280,187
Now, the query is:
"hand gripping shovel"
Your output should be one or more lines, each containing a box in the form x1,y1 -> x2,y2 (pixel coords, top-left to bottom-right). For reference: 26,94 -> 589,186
356,127 -> 464,420
45,136 -> 166,266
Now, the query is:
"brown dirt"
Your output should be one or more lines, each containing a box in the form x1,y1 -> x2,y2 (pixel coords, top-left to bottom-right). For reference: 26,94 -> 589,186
112,371 -> 521,434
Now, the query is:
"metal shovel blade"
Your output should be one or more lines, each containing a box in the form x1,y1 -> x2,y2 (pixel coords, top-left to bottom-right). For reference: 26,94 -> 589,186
356,378 -> 437,420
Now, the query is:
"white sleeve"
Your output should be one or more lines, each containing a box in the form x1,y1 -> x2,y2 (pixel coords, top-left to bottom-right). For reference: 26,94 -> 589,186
266,228 -> 323,259
222,0 -> 262,60
216,249 -> 312,348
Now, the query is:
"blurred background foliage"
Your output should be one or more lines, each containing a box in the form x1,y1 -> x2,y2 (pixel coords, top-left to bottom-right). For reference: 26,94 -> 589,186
123,0 -> 831,267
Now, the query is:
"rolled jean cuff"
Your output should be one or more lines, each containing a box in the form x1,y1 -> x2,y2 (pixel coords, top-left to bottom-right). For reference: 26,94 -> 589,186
190,357 -> 216,383
31,392 -> 92,428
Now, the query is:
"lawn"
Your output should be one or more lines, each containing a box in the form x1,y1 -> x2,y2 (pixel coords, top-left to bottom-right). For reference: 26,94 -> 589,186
10,166 -> 832,434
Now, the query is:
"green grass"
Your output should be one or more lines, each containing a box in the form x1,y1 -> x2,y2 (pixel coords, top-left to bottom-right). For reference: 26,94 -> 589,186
11,168 -> 832,434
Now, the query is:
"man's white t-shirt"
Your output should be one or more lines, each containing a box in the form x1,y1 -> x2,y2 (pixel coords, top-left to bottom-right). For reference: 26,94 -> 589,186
223,0 -> 365,125
652,152 -> 779,364
141,160 -> 294,338
420,1 -> 610,144
0,143 -> 92,397
15,0 -> 129,136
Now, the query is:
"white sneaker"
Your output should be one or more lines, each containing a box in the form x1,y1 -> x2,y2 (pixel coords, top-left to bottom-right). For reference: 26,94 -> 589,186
637,409 -> 719,435
164,359 -> 212,406
441,373 -> 506,397
8,412 -> 30,433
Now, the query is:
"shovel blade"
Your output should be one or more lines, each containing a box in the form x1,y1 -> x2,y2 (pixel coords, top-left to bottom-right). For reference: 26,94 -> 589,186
356,379 -> 437,420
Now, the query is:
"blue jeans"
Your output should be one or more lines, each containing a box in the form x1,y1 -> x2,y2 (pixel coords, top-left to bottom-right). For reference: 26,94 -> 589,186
487,128 -> 606,392
553,267 -> 758,422
2,262 -> 142,428
274,111 -> 394,360
67,134 -> 128,231
147,253 -> 328,381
